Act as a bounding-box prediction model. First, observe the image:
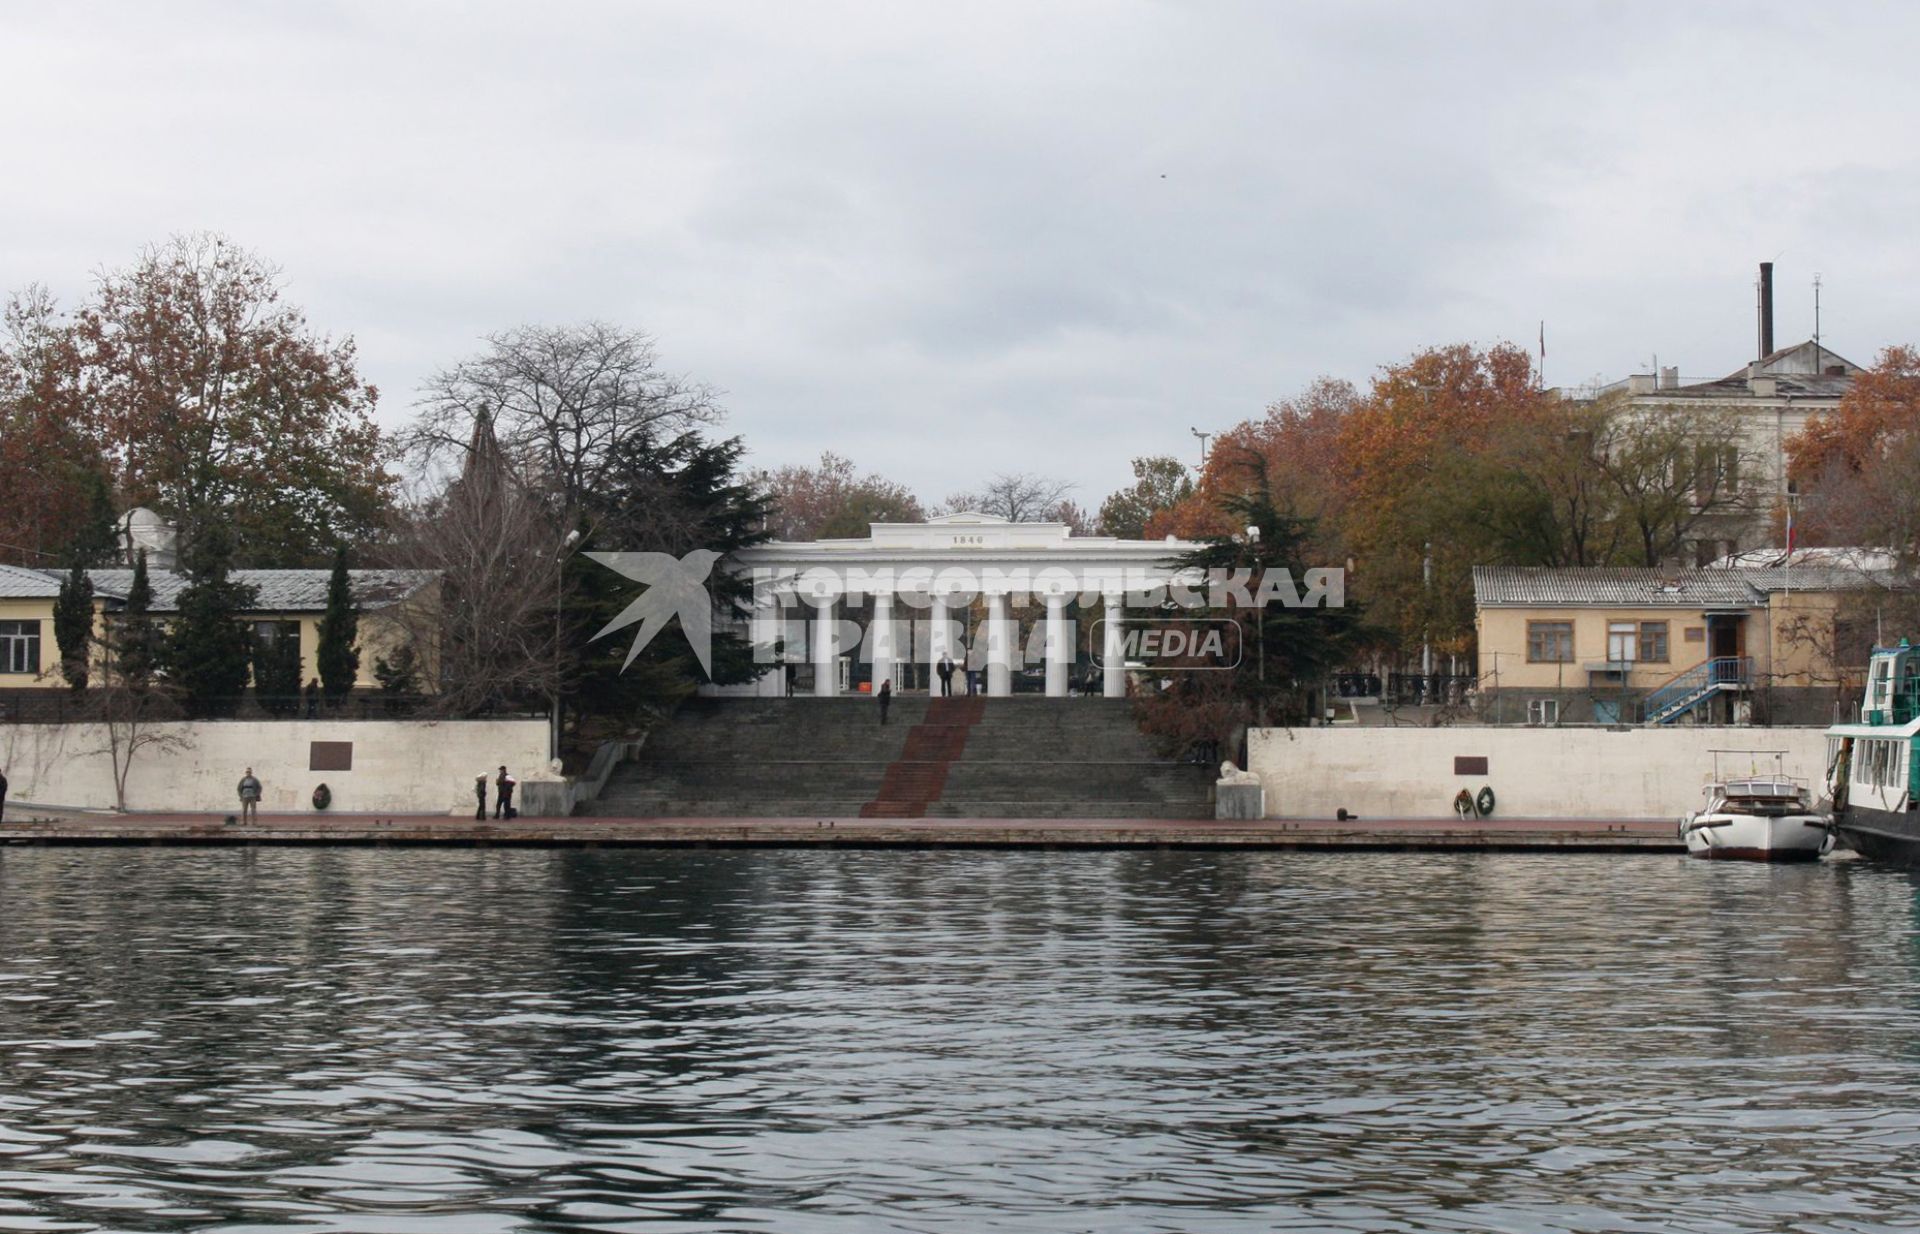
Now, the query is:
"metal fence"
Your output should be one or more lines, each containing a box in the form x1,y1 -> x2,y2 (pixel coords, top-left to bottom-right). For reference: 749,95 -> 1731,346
0,692 -> 545,725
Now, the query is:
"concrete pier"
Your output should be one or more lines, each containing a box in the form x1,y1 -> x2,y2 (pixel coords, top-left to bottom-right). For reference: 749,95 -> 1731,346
0,811 -> 1683,851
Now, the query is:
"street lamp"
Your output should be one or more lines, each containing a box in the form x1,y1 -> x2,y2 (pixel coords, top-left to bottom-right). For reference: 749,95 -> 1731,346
551,528 -> 582,761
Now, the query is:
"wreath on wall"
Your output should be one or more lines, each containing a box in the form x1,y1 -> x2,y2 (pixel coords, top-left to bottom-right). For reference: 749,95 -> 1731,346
312,783 -> 332,811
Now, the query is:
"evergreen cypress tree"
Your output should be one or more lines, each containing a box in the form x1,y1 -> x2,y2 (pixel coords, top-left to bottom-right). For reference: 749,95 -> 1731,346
114,550 -> 158,692
52,559 -> 94,692
569,430 -> 774,728
166,522 -> 258,719
67,470 -> 121,567
316,546 -> 360,705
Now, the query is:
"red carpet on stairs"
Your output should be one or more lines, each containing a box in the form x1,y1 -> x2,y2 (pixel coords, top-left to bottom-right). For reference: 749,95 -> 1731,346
860,697 -> 986,818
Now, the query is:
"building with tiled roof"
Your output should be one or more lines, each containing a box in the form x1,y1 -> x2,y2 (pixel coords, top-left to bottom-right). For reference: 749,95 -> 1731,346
0,567 -> 438,694
1471,561 -> 1892,727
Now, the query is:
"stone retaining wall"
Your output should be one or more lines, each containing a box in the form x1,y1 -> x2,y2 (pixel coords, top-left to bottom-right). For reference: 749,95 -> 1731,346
1248,725 -> 1833,821
0,719 -> 551,815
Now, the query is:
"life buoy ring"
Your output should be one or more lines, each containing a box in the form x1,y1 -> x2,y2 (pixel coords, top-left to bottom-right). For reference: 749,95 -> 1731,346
312,783 -> 332,811
1454,788 -> 1476,818
1475,786 -> 1496,817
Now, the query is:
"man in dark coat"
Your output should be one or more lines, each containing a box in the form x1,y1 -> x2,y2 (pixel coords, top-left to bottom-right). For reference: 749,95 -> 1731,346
936,654 -> 954,697
495,766 -> 516,819
877,679 -> 892,725
0,766 -> 8,824
474,774 -> 488,821
237,768 -> 262,825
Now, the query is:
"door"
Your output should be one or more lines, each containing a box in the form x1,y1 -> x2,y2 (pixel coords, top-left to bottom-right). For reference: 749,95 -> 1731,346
1709,619 -> 1740,659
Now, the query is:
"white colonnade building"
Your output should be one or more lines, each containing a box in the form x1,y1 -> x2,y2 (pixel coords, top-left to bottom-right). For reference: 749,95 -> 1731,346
710,513 -> 1200,699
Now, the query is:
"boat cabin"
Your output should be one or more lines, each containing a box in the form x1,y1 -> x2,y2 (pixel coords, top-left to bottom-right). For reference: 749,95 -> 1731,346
1863,641 -> 1920,726
1719,777 -> 1806,803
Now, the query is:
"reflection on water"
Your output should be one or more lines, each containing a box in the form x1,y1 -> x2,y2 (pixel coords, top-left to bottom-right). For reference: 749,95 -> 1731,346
0,849 -> 1918,1231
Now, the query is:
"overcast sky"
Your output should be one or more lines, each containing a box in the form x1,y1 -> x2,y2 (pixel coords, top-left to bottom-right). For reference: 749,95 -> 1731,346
4,2 -> 1915,509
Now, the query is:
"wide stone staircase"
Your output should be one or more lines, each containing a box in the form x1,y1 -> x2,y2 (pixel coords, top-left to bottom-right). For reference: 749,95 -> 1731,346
586,696 -> 1215,819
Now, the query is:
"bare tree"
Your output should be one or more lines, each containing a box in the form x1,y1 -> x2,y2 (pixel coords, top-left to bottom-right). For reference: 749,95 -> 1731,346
91,683 -> 191,813
378,413 -> 566,717
940,473 -> 1077,522
410,322 -> 722,524
75,582 -> 192,812
1595,404 -> 1759,566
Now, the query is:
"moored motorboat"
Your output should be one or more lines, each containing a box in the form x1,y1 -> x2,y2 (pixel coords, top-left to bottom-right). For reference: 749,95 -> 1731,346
1680,753 -> 1831,861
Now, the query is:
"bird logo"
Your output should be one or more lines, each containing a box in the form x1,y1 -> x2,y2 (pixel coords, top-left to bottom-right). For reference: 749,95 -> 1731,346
587,549 -> 723,677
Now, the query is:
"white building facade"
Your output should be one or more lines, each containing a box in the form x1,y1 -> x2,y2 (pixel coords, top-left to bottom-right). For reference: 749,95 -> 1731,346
709,513 -> 1202,699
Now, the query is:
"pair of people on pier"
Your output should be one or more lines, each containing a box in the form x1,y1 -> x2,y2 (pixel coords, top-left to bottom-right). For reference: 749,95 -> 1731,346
475,767 -> 517,819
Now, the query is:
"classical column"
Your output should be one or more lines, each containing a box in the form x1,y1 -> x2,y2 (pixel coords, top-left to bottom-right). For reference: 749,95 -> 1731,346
1103,591 -> 1126,698
811,590 -> 838,697
925,590 -> 948,691
1044,594 -> 1070,698
751,589 -> 783,697
870,588 -> 896,696
987,589 -> 1012,697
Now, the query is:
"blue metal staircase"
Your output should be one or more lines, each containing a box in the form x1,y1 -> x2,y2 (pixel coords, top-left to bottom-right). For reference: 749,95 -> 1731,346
1643,656 -> 1751,725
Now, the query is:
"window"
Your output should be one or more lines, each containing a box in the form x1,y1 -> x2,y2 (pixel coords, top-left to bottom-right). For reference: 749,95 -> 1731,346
1526,698 -> 1560,726
1527,621 -> 1574,663
1606,621 -> 1638,664
1869,739 -> 1903,789
1862,739 -> 1908,790
1693,443 -> 1739,498
1639,621 -> 1669,663
0,620 -> 39,675
252,620 -> 300,650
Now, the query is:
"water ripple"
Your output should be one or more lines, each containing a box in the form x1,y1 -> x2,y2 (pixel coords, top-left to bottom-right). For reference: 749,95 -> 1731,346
1,849 -> 1919,1230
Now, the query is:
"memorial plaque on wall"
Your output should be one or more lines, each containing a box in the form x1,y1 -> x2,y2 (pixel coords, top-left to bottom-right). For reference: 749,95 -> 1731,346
310,741 -> 354,772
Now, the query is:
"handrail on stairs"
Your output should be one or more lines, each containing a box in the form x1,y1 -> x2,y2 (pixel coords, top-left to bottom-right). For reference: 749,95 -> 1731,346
1644,656 -> 1752,722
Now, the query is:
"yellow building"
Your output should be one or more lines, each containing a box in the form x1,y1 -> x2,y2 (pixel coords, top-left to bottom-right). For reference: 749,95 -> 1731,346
1473,564 -> 1873,726
0,563 -> 437,702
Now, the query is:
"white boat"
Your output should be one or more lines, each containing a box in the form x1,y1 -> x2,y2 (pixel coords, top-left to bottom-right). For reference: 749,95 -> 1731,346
1679,752 -> 1832,862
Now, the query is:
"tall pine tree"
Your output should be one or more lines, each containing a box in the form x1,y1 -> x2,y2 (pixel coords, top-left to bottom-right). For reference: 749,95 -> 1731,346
568,429 -> 773,732
52,559 -> 94,692
112,550 -> 158,692
316,546 -> 360,704
165,522 -> 257,718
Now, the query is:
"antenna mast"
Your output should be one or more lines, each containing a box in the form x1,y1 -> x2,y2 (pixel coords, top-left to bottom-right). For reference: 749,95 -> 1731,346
1813,273 -> 1823,365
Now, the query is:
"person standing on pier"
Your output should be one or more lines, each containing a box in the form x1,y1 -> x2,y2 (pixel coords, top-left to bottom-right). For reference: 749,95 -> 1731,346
495,766 -> 516,819
474,773 -> 488,821
878,678 -> 892,724
0,765 -> 8,823
937,653 -> 954,697
237,768 -> 262,825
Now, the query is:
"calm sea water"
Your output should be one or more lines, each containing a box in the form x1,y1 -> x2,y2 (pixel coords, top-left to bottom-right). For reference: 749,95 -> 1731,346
0,849 -> 1918,1232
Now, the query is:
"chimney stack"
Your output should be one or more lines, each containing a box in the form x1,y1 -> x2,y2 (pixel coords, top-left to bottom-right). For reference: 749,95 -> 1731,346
1758,262 -> 1775,360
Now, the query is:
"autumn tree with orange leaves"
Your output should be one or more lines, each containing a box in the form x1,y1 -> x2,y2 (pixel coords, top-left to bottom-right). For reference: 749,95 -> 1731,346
0,235 -> 393,568
1788,346 -> 1920,550
0,287 -> 114,565
1327,343 -> 1549,653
